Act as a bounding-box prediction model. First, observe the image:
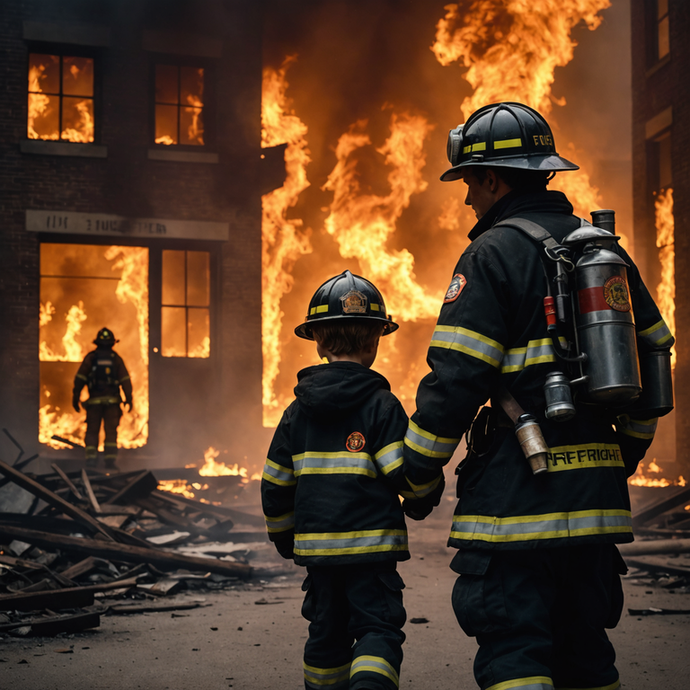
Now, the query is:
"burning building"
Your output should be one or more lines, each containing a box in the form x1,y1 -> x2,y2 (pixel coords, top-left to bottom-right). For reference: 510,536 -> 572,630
0,0 -> 278,471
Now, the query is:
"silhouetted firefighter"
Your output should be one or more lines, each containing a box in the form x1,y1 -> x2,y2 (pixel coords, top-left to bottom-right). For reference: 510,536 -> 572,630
72,328 -> 133,470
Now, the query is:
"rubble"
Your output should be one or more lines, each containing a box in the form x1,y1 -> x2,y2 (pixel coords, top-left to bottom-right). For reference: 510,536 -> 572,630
0,433 -> 272,638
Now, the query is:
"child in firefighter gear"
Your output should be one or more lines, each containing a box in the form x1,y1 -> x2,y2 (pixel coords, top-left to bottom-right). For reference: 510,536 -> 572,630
261,270 -> 442,690
72,328 -> 133,470
402,102 -> 674,690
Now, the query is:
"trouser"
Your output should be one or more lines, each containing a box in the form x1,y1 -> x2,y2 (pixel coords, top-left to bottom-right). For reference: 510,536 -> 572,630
84,403 -> 122,466
301,562 -> 406,690
451,545 -> 626,690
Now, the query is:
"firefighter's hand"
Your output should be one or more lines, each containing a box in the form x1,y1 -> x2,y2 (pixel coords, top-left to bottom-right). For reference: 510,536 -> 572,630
72,398 -> 81,413
402,497 -> 435,521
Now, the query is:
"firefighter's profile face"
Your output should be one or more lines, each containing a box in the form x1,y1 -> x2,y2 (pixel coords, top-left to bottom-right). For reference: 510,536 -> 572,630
461,167 -> 496,220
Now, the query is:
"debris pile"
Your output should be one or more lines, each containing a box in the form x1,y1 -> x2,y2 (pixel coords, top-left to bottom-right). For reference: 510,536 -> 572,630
0,435 -> 277,638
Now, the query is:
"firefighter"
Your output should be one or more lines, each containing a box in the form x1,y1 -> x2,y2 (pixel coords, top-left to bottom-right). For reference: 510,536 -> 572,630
72,327 -> 133,470
402,102 -> 674,690
261,270 -> 434,690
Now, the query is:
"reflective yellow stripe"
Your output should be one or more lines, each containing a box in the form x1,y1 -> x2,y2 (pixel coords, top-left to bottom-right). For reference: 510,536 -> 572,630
294,529 -> 407,556
309,304 -> 329,316
350,655 -> 399,685
370,303 -> 381,311
547,443 -> 624,472
374,441 -> 403,475
84,396 -> 120,405
493,137 -> 522,150
638,319 -> 673,346
405,473 -> 443,498
463,141 -> 487,154
501,338 -> 557,373
264,511 -> 295,533
617,417 -> 658,440
557,680 -> 620,690
404,419 -> 460,459
304,661 -> 351,688
120,374 -> 130,382
487,677 -> 553,690
430,325 -> 504,367
451,509 -> 632,543
76,373 -> 88,381
293,451 -> 376,477
262,458 -> 296,486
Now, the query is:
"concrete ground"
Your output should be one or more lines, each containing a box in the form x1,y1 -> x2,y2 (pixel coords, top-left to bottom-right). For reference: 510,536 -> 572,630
1,513 -> 688,690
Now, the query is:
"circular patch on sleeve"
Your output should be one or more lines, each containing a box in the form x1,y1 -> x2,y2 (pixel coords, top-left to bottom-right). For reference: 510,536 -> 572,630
444,273 -> 467,303
346,431 -> 366,452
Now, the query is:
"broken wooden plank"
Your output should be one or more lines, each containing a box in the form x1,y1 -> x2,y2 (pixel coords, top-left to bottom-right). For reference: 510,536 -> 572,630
0,585 -> 95,611
624,555 -> 690,578
0,610 -> 101,635
0,457 -> 113,540
50,463 -> 84,501
618,538 -> 690,556
107,601 -> 209,615
0,524 -> 252,579
0,555 -> 76,589
81,468 -> 102,513
102,470 -> 157,506
632,485 -> 690,528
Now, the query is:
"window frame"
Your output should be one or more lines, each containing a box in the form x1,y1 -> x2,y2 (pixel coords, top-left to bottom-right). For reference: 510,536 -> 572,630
150,56 -> 215,150
25,43 -> 101,145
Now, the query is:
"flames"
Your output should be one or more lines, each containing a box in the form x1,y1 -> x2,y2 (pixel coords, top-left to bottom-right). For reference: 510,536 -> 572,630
323,114 -> 441,321
655,188 -> 675,368
39,246 -> 149,450
430,0 -> 618,232
261,59 -> 313,426
629,458 -> 686,488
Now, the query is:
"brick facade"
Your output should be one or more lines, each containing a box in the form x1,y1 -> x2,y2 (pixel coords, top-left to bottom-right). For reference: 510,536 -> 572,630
0,0 -> 272,469
631,0 -> 690,474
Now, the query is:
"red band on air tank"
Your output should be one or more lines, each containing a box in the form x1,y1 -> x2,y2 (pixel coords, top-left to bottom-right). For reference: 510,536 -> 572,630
577,286 -> 610,314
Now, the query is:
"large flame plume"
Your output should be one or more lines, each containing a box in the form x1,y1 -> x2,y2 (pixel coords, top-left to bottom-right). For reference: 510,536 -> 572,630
655,187 -> 675,368
39,246 -> 149,451
430,0 -> 611,228
261,58 -> 313,425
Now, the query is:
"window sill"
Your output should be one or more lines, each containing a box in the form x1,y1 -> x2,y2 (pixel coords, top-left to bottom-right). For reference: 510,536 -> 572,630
148,148 -> 219,164
20,139 -> 107,158
645,54 -> 671,79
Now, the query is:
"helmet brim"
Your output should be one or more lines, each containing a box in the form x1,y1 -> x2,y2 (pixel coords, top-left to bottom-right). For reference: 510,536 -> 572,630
440,153 -> 579,182
295,315 -> 399,341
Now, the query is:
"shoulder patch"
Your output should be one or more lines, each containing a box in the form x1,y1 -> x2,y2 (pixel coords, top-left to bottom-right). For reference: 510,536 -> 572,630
444,273 -> 467,303
346,431 -> 365,452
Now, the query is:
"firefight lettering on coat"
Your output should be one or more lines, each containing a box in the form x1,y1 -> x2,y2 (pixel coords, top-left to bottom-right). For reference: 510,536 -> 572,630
638,318 -> 674,347
450,509 -> 632,544
546,443 -> 625,473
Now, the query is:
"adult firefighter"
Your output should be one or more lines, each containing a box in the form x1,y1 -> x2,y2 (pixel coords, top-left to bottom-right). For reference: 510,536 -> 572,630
403,102 -> 674,690
72,327 -> 133,470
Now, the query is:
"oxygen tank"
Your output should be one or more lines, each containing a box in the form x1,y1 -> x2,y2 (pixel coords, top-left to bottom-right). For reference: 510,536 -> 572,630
563,214 -> 642,405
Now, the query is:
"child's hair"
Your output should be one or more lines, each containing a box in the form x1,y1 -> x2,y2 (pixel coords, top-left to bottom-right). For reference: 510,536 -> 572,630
310,320 -> 384,356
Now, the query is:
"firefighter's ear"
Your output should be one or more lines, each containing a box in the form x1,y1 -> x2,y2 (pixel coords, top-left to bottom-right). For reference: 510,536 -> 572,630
486,168 -> 499,192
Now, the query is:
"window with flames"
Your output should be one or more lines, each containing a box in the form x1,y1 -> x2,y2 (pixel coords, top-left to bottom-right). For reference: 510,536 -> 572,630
162,250 -> 211,358
28,53 -> 95,143
154,65 -> 205,146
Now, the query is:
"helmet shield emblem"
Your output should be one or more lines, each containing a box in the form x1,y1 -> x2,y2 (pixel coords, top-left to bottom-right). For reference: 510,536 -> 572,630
341,290 -> 367,314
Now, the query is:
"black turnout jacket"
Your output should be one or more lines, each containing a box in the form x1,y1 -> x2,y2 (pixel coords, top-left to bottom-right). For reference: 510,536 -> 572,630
403,190 -> 673,552
261,361 -> 418,566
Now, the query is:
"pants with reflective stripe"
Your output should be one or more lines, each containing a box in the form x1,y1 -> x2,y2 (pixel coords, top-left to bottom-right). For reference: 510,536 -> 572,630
301,562 -> 406,689
85,403 -> 121,462
451,545 -> 625,690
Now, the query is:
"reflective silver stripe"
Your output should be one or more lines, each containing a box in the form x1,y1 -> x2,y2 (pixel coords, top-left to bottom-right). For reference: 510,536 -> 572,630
75,373 -> 88,381
374,442 -> 403,475
487,677 -> 554,690
262,459 -> 296,486
639,319 -> 673,347
450,510 -> 632,543
501,338 -> 556,373
618,417 -> 658,440
294,529 -> 408,556
404,420 -> 460,459
430,325 -> 504,368
405,473 -> 443,498
304,661 -> 350,688
265,511 -> 295,533
293,452 -> 376,477
350,655 -> 399,686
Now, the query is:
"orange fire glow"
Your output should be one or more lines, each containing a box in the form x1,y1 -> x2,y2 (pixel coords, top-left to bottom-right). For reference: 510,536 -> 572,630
322,114 -> 441,321
629,458 -> 685,488
39,246 -> 149,451
655,187 -> 675,368
430,1 -> 619,236
261,58 -> 313,426
198,446 -> 250,480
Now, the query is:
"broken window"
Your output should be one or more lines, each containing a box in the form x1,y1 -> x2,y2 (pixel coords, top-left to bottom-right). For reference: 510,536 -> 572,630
161,250 -> 210,357
154,64 -> 205,146
656,0 -> 670,61
28,53 -> 95,142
